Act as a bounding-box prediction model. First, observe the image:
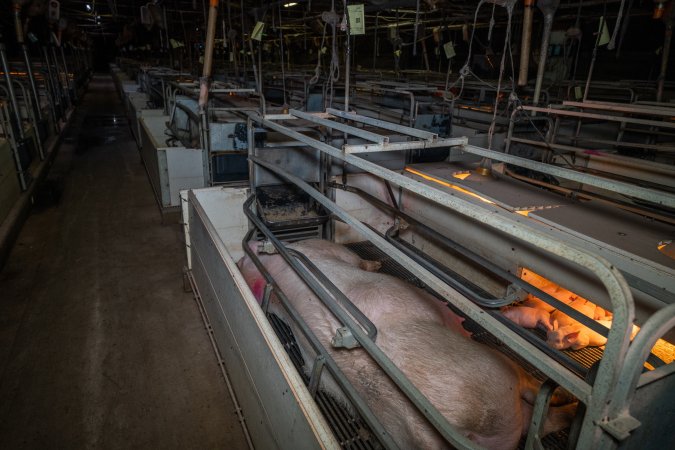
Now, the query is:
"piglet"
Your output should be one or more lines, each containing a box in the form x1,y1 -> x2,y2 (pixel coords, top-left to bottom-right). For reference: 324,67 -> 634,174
547,319 -> 638,351
522,282 -> 579,313
501,306 -> 552,331
547,319 -> 611,350
593,305 -> 612,320
549,297 -> 596,329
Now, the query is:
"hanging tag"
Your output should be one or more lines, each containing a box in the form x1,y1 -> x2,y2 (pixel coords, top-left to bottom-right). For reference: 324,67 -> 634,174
394,49 -> 401,57
598,17 -> 610,46
574,86 -> 582,100
347,4 -> 365,35
251,21 -> 265,41
443,41 -> 456,59
229,52 -> 234,62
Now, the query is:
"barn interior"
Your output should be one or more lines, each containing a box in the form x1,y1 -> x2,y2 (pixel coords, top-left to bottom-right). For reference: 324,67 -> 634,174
0,0 -> 674,449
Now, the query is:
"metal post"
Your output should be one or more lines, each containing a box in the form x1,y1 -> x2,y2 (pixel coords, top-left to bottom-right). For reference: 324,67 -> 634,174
656,19 -> 673,102
41,45 -> 60,131
532,0 -> 559,107
50,43 -> 69,109
12,1 -> 43,122
0,101 -> 27,190
344,37 -> 351,113
582,16 -> 605,102
518,0 -> 535,86
199,0 -> 219,185
60,44 -> 75,103
0,43 -> 25,139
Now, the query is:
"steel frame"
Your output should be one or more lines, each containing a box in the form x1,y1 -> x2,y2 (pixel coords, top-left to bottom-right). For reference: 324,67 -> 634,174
247,111 -> 641,449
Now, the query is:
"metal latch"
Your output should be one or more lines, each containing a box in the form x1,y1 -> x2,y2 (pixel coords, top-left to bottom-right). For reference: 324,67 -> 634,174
504,284 -> 528,303
331,327 -> 360,349
258,240 -> 277,254
394,217 -> 409,232
599,414 -> 641,441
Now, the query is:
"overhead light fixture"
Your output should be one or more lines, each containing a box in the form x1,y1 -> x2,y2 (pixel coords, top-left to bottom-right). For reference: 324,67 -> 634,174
283,2 -> 298,7
86,3 -> 91,11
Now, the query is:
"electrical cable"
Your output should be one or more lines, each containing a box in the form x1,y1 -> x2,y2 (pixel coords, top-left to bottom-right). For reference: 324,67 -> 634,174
309,20 -> 329,85
510,100 -> 579,169
487,2 -> 514,149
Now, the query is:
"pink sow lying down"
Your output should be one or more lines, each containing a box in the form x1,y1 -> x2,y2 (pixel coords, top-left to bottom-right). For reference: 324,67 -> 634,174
238,239 -> 576,450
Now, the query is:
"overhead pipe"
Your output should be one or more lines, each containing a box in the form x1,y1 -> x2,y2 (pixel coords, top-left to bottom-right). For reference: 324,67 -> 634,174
532,0 -> 559,106
518,0 -> 535,86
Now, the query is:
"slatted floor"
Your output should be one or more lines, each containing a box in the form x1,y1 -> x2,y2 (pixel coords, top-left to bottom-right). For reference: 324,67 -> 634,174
267,313 -> 380,450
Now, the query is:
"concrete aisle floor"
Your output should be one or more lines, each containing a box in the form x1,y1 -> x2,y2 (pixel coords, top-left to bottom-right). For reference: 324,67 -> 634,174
0,75 -> 248,449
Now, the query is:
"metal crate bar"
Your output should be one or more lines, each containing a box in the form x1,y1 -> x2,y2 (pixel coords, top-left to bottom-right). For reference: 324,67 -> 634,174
561,101 -> 675,117
250,113 -> 637,449
244,170 -> 481,450
326,108 -> 438,140
343,137 -> 467,154
289,109 -> 389,144
522,105 -> 675,129
461,144 -> 675,208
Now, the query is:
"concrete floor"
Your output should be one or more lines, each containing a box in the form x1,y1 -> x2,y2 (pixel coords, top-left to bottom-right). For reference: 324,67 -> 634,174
0,75 -> 248,449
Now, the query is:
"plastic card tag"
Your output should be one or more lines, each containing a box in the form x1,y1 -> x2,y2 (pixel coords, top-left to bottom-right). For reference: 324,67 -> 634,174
251,22 -> 265,41
347,4 -> 365,35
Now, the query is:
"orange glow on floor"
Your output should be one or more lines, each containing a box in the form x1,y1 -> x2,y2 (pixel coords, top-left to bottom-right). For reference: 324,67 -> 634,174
658,240 -> 674,260
452,172 -> 471,180
404,167 -> 495,205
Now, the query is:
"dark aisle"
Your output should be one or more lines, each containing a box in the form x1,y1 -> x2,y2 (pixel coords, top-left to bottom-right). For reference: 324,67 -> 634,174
0,75 -> 248,449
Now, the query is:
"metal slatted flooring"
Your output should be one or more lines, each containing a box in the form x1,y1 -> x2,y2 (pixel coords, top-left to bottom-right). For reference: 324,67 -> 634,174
267,313 -> 379,450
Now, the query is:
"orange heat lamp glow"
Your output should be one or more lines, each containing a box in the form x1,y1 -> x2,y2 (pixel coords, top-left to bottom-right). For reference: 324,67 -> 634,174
657,240 -> 674,260
520,267 -> 674,365
404,167 -> 495,204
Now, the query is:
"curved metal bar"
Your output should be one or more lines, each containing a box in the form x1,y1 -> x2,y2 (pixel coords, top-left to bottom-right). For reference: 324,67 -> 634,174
524,378 -> 558,449
240,204 -> 400,450
250,155 -> 546,449
607,303 -> 675,419
250,114 -> 636,448
286,249 -> 378,341
336,183 -> 612,338
461,143 -> 675,209
383,224 -> 514,308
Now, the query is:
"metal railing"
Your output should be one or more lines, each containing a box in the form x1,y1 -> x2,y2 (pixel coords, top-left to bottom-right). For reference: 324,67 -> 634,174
246,110 -> 639,449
